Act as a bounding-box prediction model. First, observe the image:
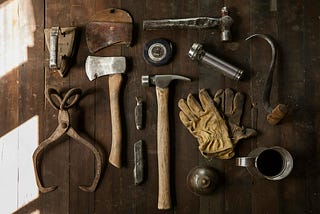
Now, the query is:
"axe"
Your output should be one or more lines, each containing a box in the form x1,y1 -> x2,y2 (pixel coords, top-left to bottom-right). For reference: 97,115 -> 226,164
85,56 -> 126,168
85,8 -> 133,168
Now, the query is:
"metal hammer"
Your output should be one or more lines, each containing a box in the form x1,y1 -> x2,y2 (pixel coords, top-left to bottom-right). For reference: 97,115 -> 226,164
143,6 -> 233,42
85,56 -> 126,168
142,74 -> 191,209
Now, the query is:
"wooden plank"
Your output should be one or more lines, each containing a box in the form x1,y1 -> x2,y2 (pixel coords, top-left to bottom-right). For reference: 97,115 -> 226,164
142,0 -> 176,213
170,1 -> 200,214
248,1 -> 282,214
276,1 -> 307,214
274,0 -> 320,213
42,0 -> 72,213
2,0 -> 44,213
223,0 -> 253,213
302,0 -> 320,212
0,0 -> 43,213
1,1 -> 319,213
16,0 -> 44,212
0,67 -> 19,214
68,1 -> 96,214
198,1 -> 226,214
117,0 -> 147,213
92,1 -> 123,213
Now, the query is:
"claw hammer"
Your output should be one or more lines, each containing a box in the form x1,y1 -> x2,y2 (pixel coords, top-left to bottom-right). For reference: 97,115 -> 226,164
143,7 -> 233,42
142,75 -> 191,209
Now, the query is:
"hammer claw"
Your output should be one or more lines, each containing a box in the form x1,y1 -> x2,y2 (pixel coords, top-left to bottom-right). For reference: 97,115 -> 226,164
142,74 -> 191,209
143,7 -> 233,42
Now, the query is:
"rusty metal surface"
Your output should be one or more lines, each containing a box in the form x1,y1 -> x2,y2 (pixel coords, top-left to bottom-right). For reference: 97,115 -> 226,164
86,22 -> 132,53
32,88 -> 104,193
3,0 -> 320,213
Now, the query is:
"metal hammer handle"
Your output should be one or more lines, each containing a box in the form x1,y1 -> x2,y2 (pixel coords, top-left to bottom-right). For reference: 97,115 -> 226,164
108,73 -> 123,168
143,7 -> 233,42
143,17 -> 220,30
156,86 -> 171,210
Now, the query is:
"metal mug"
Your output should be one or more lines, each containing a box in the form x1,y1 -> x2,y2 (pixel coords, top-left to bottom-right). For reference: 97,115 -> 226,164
235,146 -> 293,180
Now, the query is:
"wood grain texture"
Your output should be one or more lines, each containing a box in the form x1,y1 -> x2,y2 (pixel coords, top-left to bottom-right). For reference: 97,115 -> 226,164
223,0 -> 253,213
108,73 -> 123,168
0,0 -> 319,213
248,1 -> 281,214
42,0 -> 71,213
156,86 -> 171,209
198,1 -> 226,213
171,1 -> 200,213
68,1 -> 96,213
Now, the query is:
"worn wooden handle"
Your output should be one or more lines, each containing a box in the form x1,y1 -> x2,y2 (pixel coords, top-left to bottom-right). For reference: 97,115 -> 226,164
108,73 -> 123,168
267,104 -> 288,125
156,87 -> 171,210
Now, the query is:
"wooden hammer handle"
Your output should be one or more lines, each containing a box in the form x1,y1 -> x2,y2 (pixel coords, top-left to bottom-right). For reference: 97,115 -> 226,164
108,73 -> 123,168
156,87 -> 171,209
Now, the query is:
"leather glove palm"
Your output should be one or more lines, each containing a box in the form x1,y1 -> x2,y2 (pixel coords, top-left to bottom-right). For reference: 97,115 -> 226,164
178,89 -> 234,159
213,88 -> 257,145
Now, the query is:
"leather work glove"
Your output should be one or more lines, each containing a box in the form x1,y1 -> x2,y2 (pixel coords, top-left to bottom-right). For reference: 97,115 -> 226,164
213,88 -> 257,147
178,89 -> 235,159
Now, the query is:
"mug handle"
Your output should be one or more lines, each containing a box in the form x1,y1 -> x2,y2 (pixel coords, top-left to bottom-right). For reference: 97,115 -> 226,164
236,157 -> 255,167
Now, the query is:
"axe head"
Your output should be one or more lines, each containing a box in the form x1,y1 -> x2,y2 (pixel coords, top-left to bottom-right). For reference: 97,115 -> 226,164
85,56 -> 126,81
86,8 -> 133,53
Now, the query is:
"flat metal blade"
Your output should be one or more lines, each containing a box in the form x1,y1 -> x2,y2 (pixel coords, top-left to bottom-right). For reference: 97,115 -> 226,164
134,140 -> 145,185
85,56 -> 126,81
86,22 -> 132,53
86,8 -> 133,53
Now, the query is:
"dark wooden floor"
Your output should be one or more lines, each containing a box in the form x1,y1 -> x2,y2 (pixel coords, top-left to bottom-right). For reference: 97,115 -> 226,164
0,0 -> 319,213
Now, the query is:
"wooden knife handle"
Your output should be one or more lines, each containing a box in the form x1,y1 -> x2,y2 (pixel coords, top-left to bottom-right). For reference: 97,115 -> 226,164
108,73 -> 123,168
156,87 -> 171,209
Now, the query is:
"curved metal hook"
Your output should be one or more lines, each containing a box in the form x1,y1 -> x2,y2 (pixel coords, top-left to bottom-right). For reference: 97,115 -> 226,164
60,88 -> 82,109
45,87 -> 82,110
67,127 -> 105,192
246,33 -> 287,125
33,114 -> 104,193
33,137 -> 60,193
45,88 -> 62,110
246,33 -> 276,113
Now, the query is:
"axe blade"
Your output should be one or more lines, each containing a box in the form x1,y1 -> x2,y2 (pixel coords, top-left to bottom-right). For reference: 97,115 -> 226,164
86,22 -> 132,53
85,56 -> 126,81
86,8 -> 133,53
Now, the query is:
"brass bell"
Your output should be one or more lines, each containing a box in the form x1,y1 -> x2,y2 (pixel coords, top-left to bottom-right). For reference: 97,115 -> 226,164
187,166 -> 219,196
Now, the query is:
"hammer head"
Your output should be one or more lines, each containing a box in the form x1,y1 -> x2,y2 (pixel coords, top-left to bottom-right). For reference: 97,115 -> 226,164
220,7 -> 233,42
85,56 -> 126,81
142,75 -> 191,88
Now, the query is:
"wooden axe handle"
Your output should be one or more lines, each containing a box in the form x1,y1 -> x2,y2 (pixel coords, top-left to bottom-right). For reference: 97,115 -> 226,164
156,87 -> 171,209
108,73 -> 123,168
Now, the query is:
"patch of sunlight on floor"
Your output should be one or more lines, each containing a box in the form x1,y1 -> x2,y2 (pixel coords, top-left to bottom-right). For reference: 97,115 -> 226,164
0,0 -> 36,77
0,116 -> 39,214
31,209 -> 40,214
